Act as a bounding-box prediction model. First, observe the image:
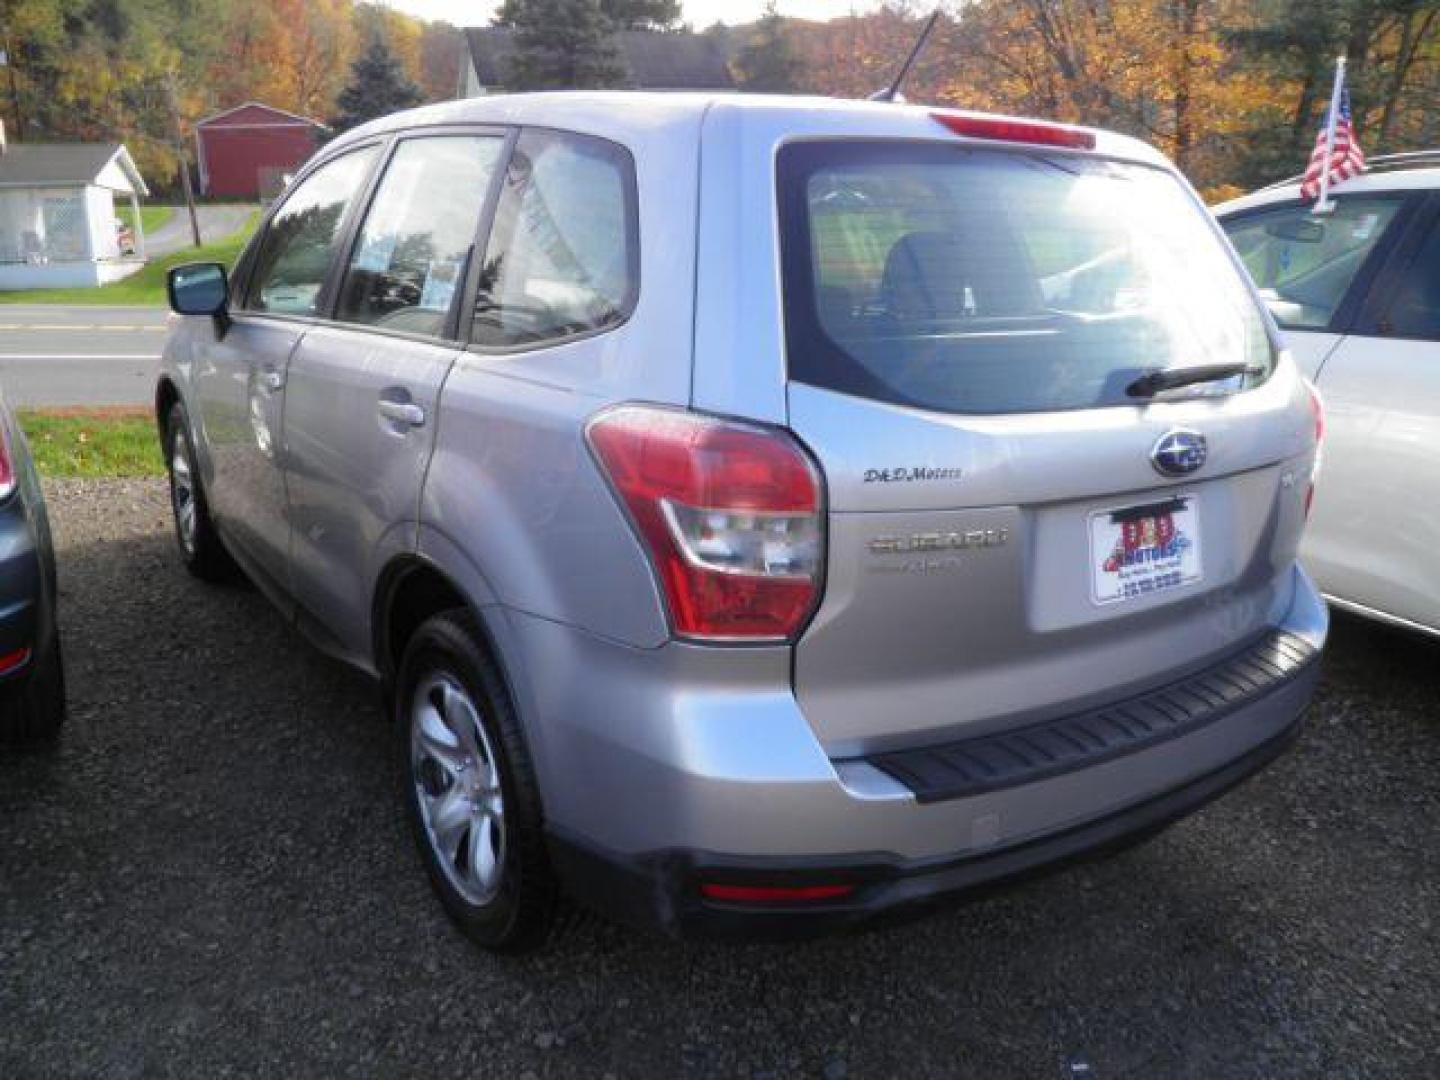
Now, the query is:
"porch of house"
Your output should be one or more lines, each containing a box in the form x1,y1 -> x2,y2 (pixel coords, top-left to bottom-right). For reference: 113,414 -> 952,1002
0,140 -> 151,291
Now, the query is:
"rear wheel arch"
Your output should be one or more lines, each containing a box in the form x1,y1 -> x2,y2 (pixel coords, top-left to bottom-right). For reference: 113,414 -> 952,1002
155,377 -> 179,447
375,556 -> 549,808
374,557 -> 507,693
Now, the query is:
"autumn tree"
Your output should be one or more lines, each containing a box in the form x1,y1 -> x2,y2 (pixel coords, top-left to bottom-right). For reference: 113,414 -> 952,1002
332,33 -> 423,132
792,4 -> 952,101
735,1 -> 802,93
418,22 -> 464,101
500,0 -> 625,91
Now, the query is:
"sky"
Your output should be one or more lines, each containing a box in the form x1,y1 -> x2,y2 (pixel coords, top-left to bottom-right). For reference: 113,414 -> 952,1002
379,1 -> 876,28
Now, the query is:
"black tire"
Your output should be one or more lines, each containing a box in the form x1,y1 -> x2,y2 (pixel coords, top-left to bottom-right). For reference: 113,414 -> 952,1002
164,402 -> 236,582
396,608 -> 563,954
0,635 -> 66,745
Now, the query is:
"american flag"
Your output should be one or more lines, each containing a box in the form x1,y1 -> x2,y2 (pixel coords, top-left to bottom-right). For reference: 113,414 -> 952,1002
1301,87 -> 1366,201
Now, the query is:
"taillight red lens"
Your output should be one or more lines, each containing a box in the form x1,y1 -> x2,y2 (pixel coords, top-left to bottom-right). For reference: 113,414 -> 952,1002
0,647 -> 31,676
1307,381 -> 1325,446
586,406 -> 824,642
931,111 -> 1097,150
1304,381 -> 1324,520
700,882 -> 855,904
0,424 -> 14,500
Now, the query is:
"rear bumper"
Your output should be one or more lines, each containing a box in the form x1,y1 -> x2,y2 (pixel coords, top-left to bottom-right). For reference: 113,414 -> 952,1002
513,565 -> 1326,939
548,687 -> 1311,940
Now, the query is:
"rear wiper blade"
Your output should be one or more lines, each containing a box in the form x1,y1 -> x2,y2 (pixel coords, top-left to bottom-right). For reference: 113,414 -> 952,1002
1126,362 -> 1258,398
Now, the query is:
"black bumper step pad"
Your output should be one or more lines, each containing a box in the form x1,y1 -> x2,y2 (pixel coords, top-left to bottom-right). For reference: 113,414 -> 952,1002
864,630 -> 1320,804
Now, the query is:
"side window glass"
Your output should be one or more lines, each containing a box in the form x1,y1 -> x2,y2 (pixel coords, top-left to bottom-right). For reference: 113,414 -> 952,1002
1380,218 -> 1440,340
337,135 -> 505,338
244,148 -> 377,316
471,129 -> 638,348
1221,198 -> 1402,330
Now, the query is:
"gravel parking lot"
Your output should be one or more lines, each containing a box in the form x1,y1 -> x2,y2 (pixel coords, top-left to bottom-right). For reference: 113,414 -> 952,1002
1,478 -> 1436,1079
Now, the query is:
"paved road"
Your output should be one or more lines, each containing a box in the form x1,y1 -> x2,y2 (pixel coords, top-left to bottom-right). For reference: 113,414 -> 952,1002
144,204 -> 258,257
0,305 -> 166,407
0,480 -> 1435,1078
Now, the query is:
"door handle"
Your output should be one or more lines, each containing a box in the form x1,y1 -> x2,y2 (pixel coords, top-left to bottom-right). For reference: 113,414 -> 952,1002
378,397 -> 426,428
259,370 -> 284,393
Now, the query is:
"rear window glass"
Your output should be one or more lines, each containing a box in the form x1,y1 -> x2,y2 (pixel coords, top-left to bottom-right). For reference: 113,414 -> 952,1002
778,142 -> 1275,415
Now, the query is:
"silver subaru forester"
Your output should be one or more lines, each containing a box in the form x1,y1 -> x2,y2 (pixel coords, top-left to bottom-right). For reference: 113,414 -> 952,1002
159,93 -> 1326,952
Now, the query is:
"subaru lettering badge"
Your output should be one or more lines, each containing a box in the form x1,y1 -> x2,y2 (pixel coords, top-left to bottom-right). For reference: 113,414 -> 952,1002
1150,429 -> 1208,477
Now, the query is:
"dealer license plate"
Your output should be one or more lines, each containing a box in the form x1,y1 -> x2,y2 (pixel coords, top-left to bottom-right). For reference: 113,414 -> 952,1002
1089,495 -> 1202,605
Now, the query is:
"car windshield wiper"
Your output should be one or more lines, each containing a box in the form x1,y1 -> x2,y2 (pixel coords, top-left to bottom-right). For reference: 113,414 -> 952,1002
1126,362 -> 1259,399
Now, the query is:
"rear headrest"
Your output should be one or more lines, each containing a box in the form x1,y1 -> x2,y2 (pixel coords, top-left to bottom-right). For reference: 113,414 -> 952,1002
881,227 -> 1042,320
881,231 -> 967,321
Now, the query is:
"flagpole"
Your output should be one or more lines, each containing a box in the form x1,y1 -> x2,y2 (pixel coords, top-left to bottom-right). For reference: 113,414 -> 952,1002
1314,56 -> 1346,214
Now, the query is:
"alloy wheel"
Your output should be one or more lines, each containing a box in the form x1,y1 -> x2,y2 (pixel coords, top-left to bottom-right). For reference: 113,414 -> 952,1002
170,434 -> 197,554
410,672 -> 507,905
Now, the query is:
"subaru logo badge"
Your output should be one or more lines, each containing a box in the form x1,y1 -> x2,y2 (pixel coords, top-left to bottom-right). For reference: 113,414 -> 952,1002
1151,429 -> 1208,477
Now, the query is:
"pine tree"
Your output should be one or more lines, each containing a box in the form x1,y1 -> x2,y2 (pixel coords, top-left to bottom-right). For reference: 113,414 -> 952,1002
735,1 -> 801,94
599,0 -> 681,30
495,0 -> 626,92
498,0 -> 679,30
331,34 -> 423,132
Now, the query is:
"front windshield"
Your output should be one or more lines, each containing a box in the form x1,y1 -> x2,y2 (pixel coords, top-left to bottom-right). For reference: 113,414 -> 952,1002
779,141 -> 1275,415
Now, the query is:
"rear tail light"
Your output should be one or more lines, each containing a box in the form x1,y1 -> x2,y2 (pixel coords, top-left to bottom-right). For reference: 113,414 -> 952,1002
586,405 -> 824,643
1305,381 -> 1324,519
0,423 -> 14,502
931,111 -> 1097,151
0,647 -> 31,676
1307,380 -> 1325,446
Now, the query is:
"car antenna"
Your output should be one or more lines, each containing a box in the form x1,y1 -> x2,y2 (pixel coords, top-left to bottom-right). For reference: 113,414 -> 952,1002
868,9 -> 942,104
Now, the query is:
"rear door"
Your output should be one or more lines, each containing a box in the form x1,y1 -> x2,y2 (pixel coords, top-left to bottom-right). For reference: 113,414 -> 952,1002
195,145 -> 379,597
775,140 -> 1317,755
282,130 -> 508,661
1299,195 -> 1440,627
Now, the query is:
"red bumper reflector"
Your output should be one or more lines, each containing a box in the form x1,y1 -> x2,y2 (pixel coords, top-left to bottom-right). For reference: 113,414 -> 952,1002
0,647 -> 32,676
700,882 -> 856,904
931,112 -> 1097,151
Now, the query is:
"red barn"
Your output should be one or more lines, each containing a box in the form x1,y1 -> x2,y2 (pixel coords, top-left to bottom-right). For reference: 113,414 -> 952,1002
195,102 -> 329,199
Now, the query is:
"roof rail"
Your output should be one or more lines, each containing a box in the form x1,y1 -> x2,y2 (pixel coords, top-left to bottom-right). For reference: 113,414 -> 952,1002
1257,148 -> 1440,192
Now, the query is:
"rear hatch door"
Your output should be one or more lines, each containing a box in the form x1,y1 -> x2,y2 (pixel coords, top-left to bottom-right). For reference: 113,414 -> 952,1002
777,137 -> 1316,756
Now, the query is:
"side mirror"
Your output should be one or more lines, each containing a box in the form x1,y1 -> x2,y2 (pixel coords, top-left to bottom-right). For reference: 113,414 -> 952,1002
168,262 -> 230,317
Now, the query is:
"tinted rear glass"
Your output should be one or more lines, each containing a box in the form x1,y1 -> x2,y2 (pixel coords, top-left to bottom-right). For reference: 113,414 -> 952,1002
777,142 -> 1275,415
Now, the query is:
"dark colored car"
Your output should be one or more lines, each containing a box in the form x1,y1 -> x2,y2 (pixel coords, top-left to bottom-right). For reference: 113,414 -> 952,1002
0,395 -> 65,744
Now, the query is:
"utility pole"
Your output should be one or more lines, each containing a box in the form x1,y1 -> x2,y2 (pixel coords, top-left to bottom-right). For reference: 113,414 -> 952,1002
165,73 -> 202,248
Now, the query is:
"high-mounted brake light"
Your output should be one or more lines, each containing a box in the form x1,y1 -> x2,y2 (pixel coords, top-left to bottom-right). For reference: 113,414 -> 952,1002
931,112 -> 1097,151
586,405 -> 824,643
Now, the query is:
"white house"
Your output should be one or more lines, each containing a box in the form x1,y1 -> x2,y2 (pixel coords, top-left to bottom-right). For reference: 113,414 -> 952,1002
0,124 -> 150,290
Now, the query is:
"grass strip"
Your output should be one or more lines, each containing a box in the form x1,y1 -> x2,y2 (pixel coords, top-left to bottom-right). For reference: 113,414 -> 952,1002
116,205 -> 177,236
18,408 -> 162,478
